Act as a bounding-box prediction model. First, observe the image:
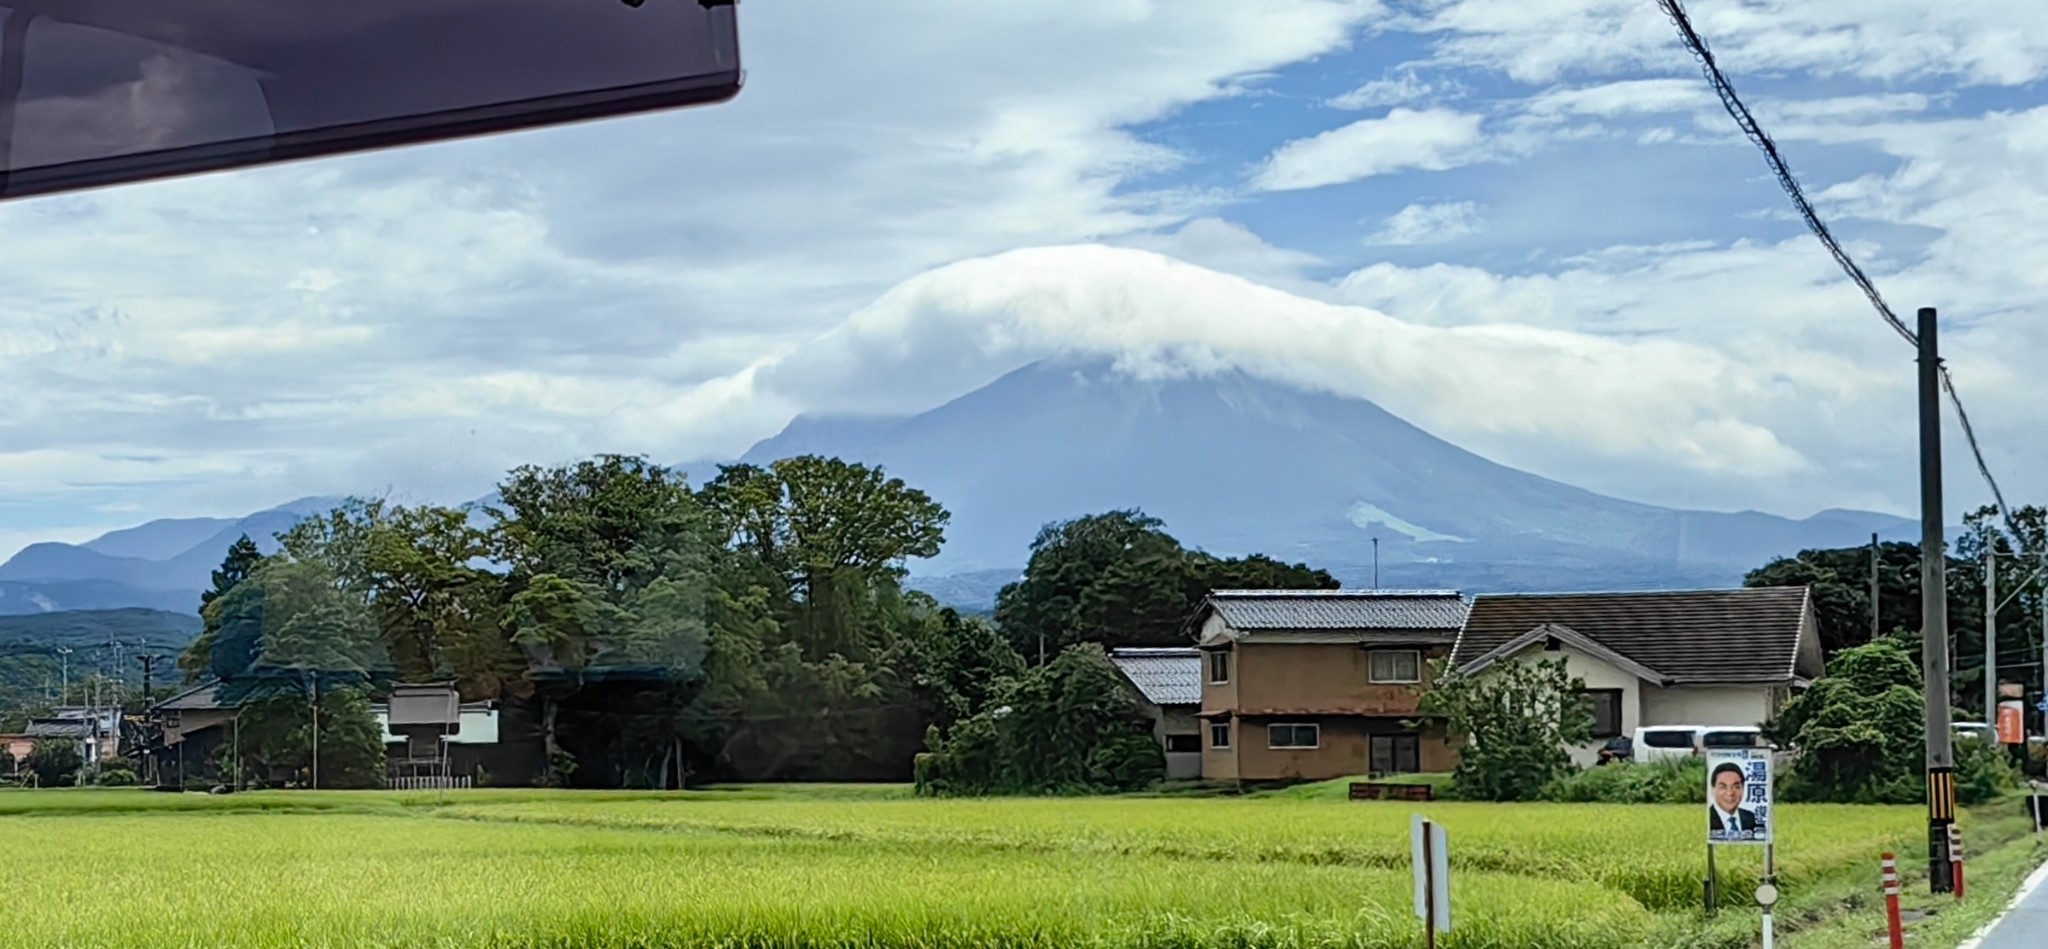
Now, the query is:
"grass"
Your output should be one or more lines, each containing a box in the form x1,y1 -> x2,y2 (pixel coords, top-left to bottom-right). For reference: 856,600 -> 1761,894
2,784 -> 2036,948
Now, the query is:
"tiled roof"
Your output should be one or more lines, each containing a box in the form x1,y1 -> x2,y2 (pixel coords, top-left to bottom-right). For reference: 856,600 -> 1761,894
25,719 -> 91,739
1453,587 -> 1815,685
152,681 -> 227,712
1109,647 -> 1201,707
1206,589 -> 1468,633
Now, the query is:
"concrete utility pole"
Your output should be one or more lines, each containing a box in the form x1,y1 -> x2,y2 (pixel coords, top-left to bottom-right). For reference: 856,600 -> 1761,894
1871,532 -> 1882,642
1918,305 -> 1956,893
1986,548 -> 1998,726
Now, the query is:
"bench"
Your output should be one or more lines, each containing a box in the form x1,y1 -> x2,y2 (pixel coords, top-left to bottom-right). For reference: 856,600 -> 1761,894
1349,781 -> 1433,801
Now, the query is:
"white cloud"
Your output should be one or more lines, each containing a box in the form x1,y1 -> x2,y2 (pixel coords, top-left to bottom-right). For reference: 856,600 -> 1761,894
1251,108 -> 1490,191
1329,70 -> 1462,109
1367,201 -> 1483,245
1416,0 -> 2048,86
750,245 -> 1817,494
1524,79 -> 1715,118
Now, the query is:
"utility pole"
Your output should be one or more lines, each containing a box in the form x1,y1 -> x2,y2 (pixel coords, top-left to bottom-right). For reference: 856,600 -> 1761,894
136,653 -> 168,707
1372,537 -> 1380,589
1871,532 -> 1882,642
56,646 -> 71,702
1986,548 -> 1998,726
1918,305 -> 1956,893
307,676 -> 319,795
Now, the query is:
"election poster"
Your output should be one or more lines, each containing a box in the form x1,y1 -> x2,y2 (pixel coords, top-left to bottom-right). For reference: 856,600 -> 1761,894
1706,749 -> 1772,845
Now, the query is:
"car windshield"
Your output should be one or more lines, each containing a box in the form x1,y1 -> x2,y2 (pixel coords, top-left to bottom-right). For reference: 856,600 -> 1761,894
1,3 -> 2041,947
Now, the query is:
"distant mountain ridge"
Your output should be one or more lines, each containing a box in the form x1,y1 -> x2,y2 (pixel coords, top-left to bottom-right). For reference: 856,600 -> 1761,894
2,358 -> 1919,615
0,498 -> 344,616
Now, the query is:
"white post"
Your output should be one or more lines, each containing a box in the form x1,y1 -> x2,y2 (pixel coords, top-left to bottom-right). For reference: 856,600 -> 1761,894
1987,548 -> 1998,726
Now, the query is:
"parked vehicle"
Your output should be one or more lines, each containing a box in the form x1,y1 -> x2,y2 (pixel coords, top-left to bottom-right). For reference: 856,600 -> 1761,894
1595,735 -> 1635,765
1632,726 -> 1704,763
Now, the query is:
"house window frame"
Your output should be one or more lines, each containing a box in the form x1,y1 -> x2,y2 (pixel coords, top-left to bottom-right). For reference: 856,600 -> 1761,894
1267,722 -> 1320,749
1209,721 -> 1231,749
1208,650 -> 1230,684
1369,649 -> 1422,684
1165,733 -> 1201,754
1369,732 -> 1422,775
1580,688 -> 1625,739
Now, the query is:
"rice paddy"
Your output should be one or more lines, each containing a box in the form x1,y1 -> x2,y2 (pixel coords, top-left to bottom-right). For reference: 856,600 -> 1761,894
2,786 -> 1932,948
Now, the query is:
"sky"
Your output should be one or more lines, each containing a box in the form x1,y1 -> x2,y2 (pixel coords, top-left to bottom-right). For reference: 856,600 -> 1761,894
5,0 -> 2048,562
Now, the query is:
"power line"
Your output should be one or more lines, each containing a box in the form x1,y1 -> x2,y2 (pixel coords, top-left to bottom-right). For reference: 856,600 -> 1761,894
1653,0 -> 2020,541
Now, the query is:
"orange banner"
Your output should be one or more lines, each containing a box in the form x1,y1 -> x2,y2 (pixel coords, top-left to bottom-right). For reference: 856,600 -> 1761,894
1997,702 -> 2025,745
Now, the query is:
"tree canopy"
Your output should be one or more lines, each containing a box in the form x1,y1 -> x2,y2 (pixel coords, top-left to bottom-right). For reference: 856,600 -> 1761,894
995,509 -> 1336,660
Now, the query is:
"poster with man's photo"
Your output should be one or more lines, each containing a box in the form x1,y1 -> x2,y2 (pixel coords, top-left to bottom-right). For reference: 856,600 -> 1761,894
1706,750 -> 1772,844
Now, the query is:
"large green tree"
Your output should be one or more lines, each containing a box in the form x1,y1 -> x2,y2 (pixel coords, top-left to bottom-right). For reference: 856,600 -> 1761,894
995,510 -> 1337,660
181,534 -> 265,679
489,455 -> 721,786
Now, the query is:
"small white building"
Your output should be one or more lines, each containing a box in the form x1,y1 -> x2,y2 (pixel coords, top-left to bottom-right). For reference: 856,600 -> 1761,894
1107,647 -> 1204,780
1452,587 -> 1824,767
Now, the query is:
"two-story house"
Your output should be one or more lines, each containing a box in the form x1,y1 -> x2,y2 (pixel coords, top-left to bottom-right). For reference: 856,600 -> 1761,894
1196,588 -> 1468,783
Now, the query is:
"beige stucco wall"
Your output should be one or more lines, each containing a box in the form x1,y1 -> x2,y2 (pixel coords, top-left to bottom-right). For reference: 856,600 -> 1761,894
1639,686 -> 1771,730
1224,717 -> 1457,782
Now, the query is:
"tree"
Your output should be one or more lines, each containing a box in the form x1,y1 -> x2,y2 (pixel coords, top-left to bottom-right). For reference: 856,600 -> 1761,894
1765,636 -> 1928,804
489,456 -> 722,786
181,535 -> 266,678
701,456 -> 948,660
995,510 -> 1337,659
912,607 -> 1024,732
23,739 -> 83,787
1747,503 -> 2048,718
917,644 -> 1163,795
1419,656 -> 1593,802
701,456 -> 949,586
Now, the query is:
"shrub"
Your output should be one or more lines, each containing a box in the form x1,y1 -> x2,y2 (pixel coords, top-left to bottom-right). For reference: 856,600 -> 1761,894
93,766 -> 140,787
1956,734 -> 2022,805
1767,637 -> 1926,803
1420,655 -> 1593,802
1543,757 -> 1707,804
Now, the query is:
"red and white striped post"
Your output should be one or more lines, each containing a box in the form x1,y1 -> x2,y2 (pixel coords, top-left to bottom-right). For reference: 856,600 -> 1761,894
1881,852 -> 1905,949
1949,825 -> 1967,901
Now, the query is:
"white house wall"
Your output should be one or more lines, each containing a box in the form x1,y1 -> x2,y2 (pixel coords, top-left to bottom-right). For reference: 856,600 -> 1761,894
1638,686 -> 1772,730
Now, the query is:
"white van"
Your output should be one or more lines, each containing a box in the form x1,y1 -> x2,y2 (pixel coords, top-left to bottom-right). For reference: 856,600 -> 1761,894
1632,725 -> 1703,762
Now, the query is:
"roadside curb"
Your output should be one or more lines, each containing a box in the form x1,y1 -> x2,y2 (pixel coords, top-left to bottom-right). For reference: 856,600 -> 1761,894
1956,843 -> 2048,949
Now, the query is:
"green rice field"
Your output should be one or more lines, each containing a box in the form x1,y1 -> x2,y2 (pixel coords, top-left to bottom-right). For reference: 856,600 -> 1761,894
2,785 -> 1935,948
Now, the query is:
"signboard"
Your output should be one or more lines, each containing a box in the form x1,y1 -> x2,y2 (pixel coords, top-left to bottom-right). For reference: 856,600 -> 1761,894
1707,749 -> 1772,845
1410,814 -> 1451,936
1998,700 -> 2026,746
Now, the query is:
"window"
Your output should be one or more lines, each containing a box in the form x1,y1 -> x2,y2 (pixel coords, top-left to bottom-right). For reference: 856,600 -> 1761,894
1369,650 -> 1421,684
1268,723 -> 1319,749
1166,734 -> 1201,754
1580,689 -> 1624,739
1208,651 -> 1230,684
1370,734 -> 1421,775
1209,722 -> 1231,749
1639,728 -> 1699,749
